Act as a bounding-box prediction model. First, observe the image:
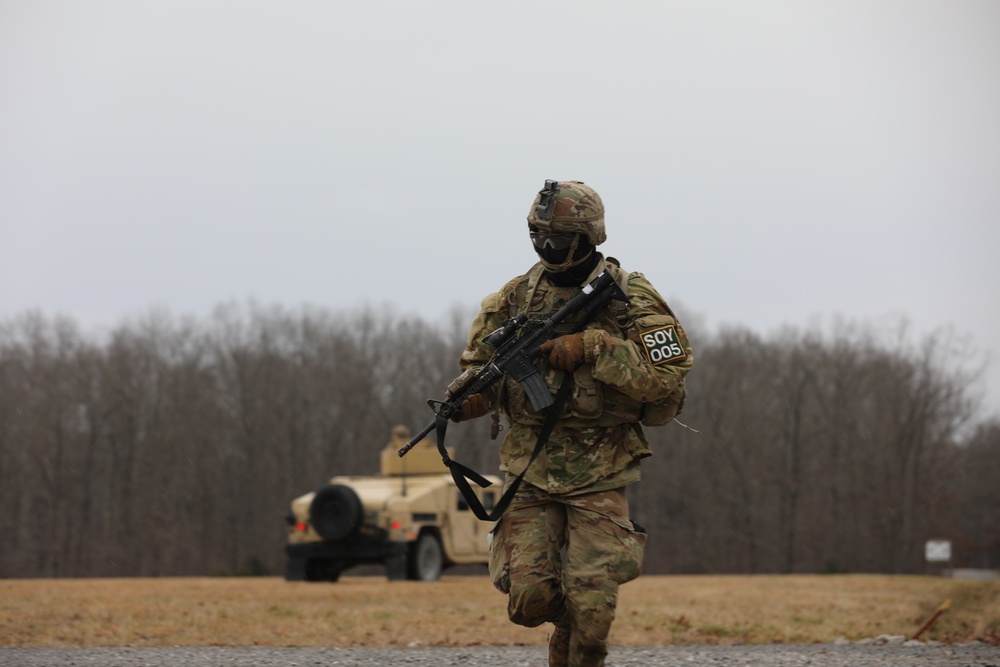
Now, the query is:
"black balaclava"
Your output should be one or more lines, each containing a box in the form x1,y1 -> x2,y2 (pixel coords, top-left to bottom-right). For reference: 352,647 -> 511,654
533,232 -> 600,287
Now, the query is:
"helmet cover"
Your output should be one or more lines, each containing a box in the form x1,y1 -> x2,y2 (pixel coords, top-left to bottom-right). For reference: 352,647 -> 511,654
526,179 -> 606,246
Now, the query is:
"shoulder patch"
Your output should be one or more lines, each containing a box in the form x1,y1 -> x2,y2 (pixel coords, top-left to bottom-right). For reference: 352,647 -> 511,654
640,324 -> 686,366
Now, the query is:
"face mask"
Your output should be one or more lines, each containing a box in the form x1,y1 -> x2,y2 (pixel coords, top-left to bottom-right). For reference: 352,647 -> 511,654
531,231 -> 593,273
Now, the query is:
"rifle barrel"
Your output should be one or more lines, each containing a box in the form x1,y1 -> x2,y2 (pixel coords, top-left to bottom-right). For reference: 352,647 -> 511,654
397,421 -> 437,457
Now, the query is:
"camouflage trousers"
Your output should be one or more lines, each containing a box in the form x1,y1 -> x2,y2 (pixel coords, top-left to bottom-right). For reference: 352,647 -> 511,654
488,483 -> 646,667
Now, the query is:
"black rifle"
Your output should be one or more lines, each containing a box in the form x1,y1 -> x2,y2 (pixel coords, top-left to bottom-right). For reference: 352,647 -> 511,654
395,269 -> 627,521
398,269 -> 627,457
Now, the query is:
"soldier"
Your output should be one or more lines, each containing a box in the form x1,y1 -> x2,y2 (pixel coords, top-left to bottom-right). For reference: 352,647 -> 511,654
385,424 -> 412,451
452,180 -> 694,667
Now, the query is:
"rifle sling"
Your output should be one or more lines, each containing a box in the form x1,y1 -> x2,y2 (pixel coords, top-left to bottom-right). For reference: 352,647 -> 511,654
434,272 -> 616,521
435,374 -> 573,522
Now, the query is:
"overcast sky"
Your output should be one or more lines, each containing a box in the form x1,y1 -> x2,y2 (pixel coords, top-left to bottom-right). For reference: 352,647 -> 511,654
2,1 -> 998,419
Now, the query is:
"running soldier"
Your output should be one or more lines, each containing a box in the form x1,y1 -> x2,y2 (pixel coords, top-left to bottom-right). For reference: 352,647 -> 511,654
452,179 -> 693,667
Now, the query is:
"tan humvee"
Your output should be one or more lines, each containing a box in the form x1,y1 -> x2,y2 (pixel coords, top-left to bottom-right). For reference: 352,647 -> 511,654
284,428 -> 501,582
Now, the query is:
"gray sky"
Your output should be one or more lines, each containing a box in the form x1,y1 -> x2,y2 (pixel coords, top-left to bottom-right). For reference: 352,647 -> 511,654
2,1 -> 998,419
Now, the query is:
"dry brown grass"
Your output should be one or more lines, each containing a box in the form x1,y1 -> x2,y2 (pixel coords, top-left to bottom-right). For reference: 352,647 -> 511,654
1,574 -> 997,648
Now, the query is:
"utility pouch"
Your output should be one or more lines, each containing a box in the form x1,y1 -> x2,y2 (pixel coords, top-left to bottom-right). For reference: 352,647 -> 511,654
487,521 -> 511,594
640,381 -> 687,427
608,519 -> 648,585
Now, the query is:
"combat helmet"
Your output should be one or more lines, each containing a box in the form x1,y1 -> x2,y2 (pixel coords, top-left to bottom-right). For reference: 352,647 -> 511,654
526,180 -> 606,246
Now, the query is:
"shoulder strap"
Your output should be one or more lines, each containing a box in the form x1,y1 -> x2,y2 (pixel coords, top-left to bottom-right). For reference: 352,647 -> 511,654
605,257 -> 630,328
502,263 -> 546,318
522,263 -> 546,316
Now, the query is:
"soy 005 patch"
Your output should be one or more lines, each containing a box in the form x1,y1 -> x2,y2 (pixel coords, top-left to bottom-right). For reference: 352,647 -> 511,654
640,325 -> 686,366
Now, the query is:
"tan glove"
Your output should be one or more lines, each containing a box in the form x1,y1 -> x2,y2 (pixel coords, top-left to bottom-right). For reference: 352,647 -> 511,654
539,333 -> 586,372
444,369 -> 490,422
452,393 -> 489,422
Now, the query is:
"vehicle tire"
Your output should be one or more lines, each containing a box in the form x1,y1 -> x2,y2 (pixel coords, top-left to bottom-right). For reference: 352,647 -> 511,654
407,532 -> 444,581
309,484 -> 363,541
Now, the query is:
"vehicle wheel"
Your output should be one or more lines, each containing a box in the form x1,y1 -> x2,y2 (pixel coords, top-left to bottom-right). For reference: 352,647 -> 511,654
407,533 -> 443,581
309,484 -> 363,541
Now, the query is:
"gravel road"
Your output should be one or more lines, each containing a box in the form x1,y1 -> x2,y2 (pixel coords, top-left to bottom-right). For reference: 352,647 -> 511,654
1,643 -> 997,667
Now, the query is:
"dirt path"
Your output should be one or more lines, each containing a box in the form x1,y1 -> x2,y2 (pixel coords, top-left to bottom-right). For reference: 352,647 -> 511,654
2,644 -> 998,667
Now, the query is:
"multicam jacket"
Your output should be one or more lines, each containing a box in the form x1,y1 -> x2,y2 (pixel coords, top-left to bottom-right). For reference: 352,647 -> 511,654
459,255 -> 693,496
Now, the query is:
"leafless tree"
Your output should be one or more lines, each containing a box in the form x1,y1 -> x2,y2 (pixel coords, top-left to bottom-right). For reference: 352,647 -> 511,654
0,307 -> 995,578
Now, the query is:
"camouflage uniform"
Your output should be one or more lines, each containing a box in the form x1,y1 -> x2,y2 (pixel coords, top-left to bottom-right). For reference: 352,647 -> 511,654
461,222 -> 692,667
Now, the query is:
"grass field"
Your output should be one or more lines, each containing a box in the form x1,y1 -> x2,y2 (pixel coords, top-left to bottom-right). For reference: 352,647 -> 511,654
1,574 -> 998,648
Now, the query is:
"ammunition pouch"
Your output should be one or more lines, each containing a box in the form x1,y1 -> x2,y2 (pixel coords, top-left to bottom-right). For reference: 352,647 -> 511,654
639,381 -> 687,427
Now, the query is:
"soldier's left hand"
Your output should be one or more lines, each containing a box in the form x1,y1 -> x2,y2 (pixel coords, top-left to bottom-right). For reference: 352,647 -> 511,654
539,333 -> 585,372
451,393 -> 489,422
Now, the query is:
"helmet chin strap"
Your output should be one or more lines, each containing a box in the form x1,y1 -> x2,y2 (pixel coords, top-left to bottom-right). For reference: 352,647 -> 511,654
536,234 -> 593,273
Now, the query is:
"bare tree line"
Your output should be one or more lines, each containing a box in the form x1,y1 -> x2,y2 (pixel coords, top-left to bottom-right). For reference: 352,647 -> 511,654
633,321 -> 998,574
0,306 -> 997,578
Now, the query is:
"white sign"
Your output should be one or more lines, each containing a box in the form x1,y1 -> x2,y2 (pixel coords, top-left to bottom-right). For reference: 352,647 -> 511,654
925,539 -> 952,562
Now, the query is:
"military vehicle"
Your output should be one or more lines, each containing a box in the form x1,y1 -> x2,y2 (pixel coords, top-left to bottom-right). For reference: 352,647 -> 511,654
284,428 -> 501,582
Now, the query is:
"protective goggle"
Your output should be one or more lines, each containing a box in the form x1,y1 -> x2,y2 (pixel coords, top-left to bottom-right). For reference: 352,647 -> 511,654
530,230 -> 577,251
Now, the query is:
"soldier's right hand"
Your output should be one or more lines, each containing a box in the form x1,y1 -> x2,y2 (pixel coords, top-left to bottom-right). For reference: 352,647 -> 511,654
539,332 -> 586,372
